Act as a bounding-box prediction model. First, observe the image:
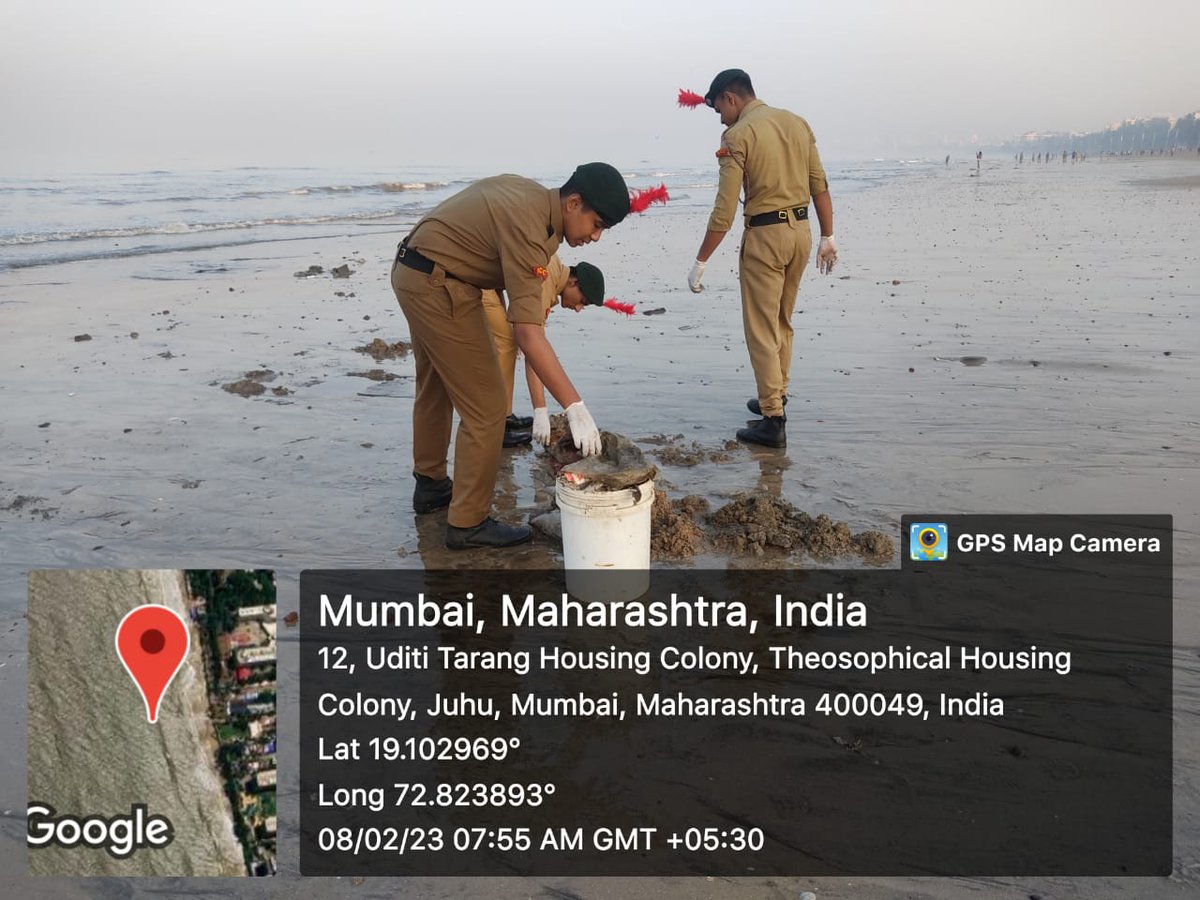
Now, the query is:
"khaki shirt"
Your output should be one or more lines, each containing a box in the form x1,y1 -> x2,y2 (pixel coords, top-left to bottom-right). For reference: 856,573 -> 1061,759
482,253 -> 570,322
707,99 -> 829,233
404,175 -> 563,325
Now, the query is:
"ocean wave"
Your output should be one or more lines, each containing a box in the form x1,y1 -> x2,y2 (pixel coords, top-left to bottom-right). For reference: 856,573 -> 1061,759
378,181 -> 447,192
289,180 -> 449,196
0,207 -> 422,247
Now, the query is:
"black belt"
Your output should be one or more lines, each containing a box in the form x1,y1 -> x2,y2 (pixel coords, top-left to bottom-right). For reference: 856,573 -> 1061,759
747,206 -> 808,227
394,241 -> 436,274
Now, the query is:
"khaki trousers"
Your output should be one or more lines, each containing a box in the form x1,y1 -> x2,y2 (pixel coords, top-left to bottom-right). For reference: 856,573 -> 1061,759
391,261 -> 506,528
481,290 -> 517,416
738,219 -> 812,418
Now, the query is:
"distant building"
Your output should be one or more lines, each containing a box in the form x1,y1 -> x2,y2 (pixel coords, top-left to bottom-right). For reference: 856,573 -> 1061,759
238,604 -> 276,620
237,645 -> 276,666
256,769 -> 277,789
229,700 -> 274,717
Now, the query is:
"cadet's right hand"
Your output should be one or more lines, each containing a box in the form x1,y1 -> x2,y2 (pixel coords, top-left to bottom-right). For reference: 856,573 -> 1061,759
687,259 -> 706,293
532,407 -> 551,446
817,235 -> 838,274
564,401 -> 602,457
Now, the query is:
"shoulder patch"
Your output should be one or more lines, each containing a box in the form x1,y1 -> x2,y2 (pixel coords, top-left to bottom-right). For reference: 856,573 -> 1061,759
716,147 -> 730,158
532,265 -> 549,281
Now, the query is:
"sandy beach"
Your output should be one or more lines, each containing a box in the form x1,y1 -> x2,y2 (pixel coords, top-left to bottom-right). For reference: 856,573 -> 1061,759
1,155 -> 1198,897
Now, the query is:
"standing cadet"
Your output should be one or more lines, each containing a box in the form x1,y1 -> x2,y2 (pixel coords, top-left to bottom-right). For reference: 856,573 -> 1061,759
391,164 -> 630,549
687,69 -> 836,448
481,255 -> 607,448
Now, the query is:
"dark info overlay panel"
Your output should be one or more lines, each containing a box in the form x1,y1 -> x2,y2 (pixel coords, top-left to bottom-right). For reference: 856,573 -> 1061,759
299,515 -> 1171,877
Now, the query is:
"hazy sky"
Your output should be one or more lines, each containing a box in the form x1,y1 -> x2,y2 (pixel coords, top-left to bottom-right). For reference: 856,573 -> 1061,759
2,0 -> 1196,174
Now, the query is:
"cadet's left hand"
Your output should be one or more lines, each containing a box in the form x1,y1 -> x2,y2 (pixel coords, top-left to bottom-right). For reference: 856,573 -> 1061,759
817,235 -> 838,274
687,259 -> 706,293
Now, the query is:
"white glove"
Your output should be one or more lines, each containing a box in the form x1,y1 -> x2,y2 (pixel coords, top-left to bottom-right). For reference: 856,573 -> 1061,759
564,401 -> 602,457
532,407 -> 551,446
817,235 -> 838,274
687,258 -> 706,292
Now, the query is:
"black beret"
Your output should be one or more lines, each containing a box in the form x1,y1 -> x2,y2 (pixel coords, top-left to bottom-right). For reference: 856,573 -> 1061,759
704,68 -> 751,106
570,262 -> 605,306
568,162 -> 630,226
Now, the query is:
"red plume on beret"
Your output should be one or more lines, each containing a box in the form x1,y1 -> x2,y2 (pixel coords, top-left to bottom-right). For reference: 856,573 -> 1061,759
628,183 -> 669,215
603,299 -> 636,316
678,88 -> 705,108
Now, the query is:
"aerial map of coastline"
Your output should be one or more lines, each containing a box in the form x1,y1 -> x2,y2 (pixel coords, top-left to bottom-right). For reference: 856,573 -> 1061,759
27,569 -> 277,876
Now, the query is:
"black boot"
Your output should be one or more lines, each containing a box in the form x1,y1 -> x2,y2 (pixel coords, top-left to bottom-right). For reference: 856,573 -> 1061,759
737,416 -> 786,448
747,395 -> 788,420
506,413 -> 533,429
446,517 -> 533,549
412,473 -> 453,514
503,427 -> 532,447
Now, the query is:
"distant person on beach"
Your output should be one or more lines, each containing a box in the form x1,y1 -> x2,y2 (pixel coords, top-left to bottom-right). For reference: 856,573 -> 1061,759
481,255 -> 607,448
945,154 -> 950,166
391,163 -> 630,549
976,150 -> 982,172
687,68 -> 835,448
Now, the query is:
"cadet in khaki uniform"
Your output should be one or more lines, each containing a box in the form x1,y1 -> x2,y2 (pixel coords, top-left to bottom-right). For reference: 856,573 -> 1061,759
688,69 -> 838,448
481,255 -> 607,447
391,163 -> 629,549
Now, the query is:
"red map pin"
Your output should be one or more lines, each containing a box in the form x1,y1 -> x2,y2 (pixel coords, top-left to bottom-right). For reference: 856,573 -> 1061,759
115,604 -> 191,723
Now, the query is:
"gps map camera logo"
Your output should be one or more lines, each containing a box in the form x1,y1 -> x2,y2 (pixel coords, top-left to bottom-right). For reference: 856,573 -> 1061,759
910,522 -> 949,561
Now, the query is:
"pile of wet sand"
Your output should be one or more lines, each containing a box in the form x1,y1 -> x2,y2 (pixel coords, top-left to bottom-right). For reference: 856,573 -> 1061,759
354,337 -> 410,361
650,490 -> 707,558
533,426 -> 893,563
221,369 -> 277,397
651,489 -> 893,562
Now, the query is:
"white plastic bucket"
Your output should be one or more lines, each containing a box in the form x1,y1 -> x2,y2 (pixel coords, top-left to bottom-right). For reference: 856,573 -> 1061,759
556,478 -> 654,603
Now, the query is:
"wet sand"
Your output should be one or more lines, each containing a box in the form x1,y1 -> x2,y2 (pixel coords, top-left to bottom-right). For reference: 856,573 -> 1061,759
0,155 -> 1198,896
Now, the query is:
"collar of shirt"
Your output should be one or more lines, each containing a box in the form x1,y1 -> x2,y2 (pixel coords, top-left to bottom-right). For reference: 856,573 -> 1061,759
737,98 -> 766,122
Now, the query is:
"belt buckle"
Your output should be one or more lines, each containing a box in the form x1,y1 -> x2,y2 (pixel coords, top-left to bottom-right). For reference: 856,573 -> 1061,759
777,210 -> 787,221
397,246 -> 407,259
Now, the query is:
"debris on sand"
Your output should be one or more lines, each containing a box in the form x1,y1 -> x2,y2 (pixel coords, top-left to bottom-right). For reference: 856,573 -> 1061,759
650,489 -> 706,559
0,494 -> 57,520
560,432 -> 658,491
331,264 -> 354,278
222,369 -> 277,397
73,333 -> 92,342
530,426 -> 893,564
294,265 -> 324,277
852,529 -> 895,559
223,380 -> 265,397
355,338 -> 411,361
348,369 -> 398,381
642,307 -> 667,316
531,509 -> 563,540
650,437 -> 738,467
709,494 -> 894,561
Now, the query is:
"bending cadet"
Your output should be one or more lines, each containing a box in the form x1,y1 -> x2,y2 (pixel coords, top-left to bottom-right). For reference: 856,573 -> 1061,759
481,255 -> 608,448
391,163 -> 630,549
